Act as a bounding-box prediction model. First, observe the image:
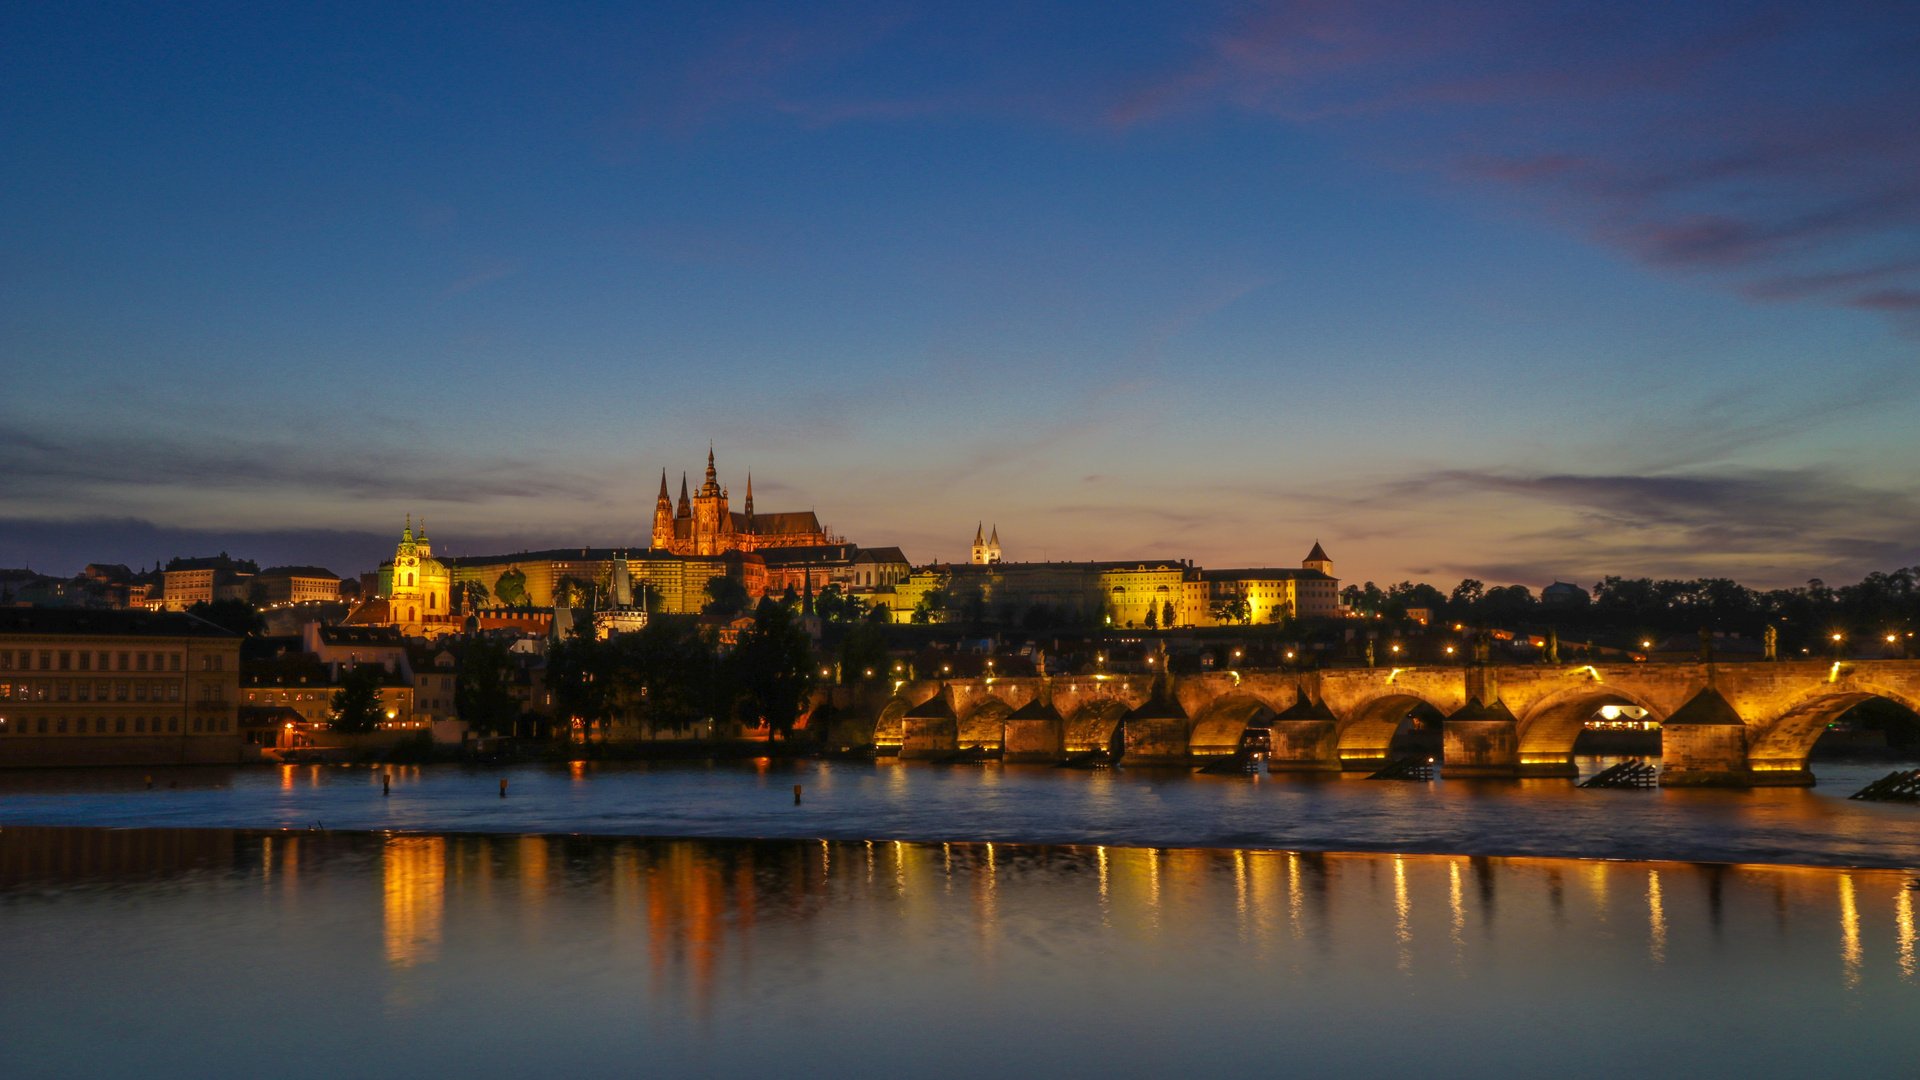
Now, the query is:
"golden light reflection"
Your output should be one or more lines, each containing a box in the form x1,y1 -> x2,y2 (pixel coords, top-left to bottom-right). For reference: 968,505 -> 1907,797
1586,861 -> 1609,920
1394,857 -> 1412,975
1234,849 -> 1249,939
1448,859 -> 1465,960
1839,874 -> 1861,990
1288,853 -> 1304,941
1097,846 -> 1110,925
1896,886 -> 1915,983
1648,870 -> 1666,967
383,836 -> 446,969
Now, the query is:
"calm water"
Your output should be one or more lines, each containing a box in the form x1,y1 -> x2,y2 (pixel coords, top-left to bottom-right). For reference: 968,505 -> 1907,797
3,827 -> 1917,1079
3,757 -> 1920,866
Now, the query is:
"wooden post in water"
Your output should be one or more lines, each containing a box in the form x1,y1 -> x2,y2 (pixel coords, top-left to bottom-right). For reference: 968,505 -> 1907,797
794,784 -> 802,805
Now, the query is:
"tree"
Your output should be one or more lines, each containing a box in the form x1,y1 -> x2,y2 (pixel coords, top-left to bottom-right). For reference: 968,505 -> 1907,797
1143,603 -> 1158,629
1450,579 -> 1485,608
837,622 -> 890,681
455,638 -> 521,736
457,578 -> 491,613
1163,600 -> 1177,629
555,576 -> 592,609
1211,596 -> 1251,626
547,632 -> 619,742
614,619 -> 721,734
494,568 -> 529,607
726,598 -> 818,739
911,588 -> 948,625
703,575 -> 750,619
186,599 -> 263,637
329,664 -> 386,734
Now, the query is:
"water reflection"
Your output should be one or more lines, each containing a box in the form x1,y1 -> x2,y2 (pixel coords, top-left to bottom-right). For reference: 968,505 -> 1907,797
4,827 -> 1920,1080
383,836 -> 444,968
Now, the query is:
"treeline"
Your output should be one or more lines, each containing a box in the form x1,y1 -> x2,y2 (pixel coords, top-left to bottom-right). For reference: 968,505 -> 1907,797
1339,568 -> 1920,649
491,598 -> 823,740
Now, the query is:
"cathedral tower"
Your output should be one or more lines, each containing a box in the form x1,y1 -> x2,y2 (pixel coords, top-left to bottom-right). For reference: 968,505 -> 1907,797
651,471 -> 674,551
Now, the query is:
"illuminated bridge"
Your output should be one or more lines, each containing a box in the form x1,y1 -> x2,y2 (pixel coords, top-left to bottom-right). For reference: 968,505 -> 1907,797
808,660 -> 1920,787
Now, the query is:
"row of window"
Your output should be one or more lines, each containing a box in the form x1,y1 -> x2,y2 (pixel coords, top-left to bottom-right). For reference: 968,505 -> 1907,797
0,649 -> 188,672
0,681 -> 184,702
0,716 -> 232,734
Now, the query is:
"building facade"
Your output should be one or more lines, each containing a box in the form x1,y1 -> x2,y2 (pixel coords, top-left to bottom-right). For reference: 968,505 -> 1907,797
0,609 -> 243,766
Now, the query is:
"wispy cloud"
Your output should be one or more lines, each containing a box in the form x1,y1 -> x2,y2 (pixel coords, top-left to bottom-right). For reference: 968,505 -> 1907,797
1099,2 -> 1920,324
0,423 -> 605,510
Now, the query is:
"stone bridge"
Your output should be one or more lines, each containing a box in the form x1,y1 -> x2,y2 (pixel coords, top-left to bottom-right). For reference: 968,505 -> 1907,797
807,660 -> 1920,787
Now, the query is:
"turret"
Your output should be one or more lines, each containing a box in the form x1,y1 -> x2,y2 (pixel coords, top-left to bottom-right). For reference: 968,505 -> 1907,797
987,525 -> 1001,564
971,522 -> 988,565
1303,541 -> 1333,576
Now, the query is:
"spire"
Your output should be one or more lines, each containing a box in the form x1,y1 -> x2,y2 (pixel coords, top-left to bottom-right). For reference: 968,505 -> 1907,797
677,473 -> 691,517
656,469 -> 671,509
706,444 -> 717,485
744,472 -> 754,518
403,514 -> 413,543
974,522 -> 984,545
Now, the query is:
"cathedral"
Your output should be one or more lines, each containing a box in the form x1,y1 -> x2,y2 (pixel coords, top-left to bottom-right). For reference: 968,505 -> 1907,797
650,448 -> 833,556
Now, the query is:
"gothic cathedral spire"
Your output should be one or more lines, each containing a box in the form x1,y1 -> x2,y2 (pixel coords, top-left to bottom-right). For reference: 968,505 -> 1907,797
677,473 -> 691,518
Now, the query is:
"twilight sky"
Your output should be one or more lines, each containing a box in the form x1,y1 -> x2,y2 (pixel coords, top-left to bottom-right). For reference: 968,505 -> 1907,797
4,2 -> 1918,587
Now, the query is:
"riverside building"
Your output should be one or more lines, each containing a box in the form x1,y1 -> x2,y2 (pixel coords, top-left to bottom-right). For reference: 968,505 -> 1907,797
0,608 -> 243,766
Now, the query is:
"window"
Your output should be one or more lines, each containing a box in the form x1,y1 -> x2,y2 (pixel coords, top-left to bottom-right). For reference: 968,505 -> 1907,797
56,719 -> 67,733
118,652 -> 129,671
38,717 -> 48,733
192,718 -> 203,733
167,718 -> 178,732
135,718 -> 146,733
138,653 -> 149,672
95,717 -> 106,733
168,683 -> 180,701
170,653 -> 181,671
115,717 -> 125,733
220,719 -> 229,732
78,651 -> 91,671
115,682 -> 128,702
57,682 -> 70,701
135,683 -> 147,702
0,652 -> 9,670
99,652 -> 109,669
39,651 -> 52,670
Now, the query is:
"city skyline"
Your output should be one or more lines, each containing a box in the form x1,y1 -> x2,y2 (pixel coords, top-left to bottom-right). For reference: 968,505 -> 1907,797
4,3 -> 1917,587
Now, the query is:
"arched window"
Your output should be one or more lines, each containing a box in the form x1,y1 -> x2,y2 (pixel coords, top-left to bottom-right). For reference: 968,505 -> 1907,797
407,573 -> 415,587
408,607 -> 417,622
428,594 -> 436,610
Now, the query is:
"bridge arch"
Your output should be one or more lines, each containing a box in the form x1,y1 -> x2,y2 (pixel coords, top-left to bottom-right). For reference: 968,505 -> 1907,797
1335,690 -> 1451,762
1064,698 -> 1128,754
873,697 -> 912,751
1515,683 -> 1670,761
1747,681 -> 1920,767
957,696 -> 1014,750
1188,693 -> 1282,756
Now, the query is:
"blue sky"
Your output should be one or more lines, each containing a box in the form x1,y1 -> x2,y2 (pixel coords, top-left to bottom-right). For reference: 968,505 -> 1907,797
4,2 -> 1917,587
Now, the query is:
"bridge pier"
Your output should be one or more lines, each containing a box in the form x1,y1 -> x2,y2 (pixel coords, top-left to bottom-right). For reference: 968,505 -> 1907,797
1002,698 -> 1065,763
1658,688 -> 1753,787
899,693 -> 958,760
1267,719 -> 1341,772
1440,698 -> 1520,778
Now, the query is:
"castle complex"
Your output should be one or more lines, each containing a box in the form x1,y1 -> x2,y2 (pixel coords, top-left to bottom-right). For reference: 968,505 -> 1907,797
340,448 -> 1341,634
